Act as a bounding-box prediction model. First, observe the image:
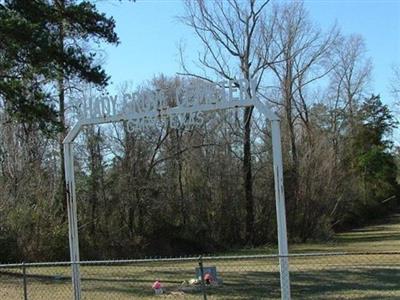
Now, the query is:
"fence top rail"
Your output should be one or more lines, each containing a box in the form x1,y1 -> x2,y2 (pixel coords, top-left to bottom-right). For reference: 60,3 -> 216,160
1,251 -> 400,268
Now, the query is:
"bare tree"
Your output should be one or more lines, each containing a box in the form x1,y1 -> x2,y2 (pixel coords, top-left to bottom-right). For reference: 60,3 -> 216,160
267,1 -> 338,168
327,34 -> 372,138
181,0 -> 277,245
321,34 -> 372,228
261,1 -> 338,236
390,65 -> 400,104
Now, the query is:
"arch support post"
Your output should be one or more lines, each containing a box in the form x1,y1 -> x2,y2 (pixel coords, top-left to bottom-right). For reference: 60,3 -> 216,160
271,119 -> 291,300
64,142 -> 81,300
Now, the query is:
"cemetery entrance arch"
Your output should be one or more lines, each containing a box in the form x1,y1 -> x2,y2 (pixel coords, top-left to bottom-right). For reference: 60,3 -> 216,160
64,78 -> 291,299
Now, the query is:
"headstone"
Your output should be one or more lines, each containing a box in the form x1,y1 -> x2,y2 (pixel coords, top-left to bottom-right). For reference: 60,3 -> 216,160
195,266 -> 218,282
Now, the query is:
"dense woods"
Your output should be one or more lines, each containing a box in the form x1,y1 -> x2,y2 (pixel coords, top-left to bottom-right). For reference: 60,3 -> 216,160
0,0 -> 399,262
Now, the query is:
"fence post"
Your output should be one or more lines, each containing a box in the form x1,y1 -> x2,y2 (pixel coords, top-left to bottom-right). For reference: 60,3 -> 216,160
198,256 -> 207,300
22,262 -> 28,300
271,120 -> 291,300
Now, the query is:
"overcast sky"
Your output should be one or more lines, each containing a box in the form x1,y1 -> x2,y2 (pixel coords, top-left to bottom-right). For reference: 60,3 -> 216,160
96,0 -> 400,108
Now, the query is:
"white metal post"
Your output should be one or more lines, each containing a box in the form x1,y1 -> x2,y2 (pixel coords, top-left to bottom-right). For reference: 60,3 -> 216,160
64,142 -> 81,300
271,119 -> 291,300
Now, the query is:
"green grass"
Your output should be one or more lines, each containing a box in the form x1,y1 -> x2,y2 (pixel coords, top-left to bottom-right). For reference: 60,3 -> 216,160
230,213 -> 400,256
1,213 -> 400,299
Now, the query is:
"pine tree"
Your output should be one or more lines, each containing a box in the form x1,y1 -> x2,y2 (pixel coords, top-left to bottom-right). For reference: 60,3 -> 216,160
0,0 -> 119,212
0,0 -> 119,132
351,95 -> 398,223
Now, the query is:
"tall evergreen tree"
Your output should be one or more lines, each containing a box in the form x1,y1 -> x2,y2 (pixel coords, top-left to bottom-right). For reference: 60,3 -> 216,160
0,0 -> 119,131
349,95 -> 398,224
0,0 -> 119,211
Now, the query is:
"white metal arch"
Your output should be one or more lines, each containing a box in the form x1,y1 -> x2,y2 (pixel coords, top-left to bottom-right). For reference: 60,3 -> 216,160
64,95 -> 291,300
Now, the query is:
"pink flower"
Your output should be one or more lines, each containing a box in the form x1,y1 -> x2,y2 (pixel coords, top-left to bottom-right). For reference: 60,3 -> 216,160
204,273 -> 213,284
152,280 -> 162,289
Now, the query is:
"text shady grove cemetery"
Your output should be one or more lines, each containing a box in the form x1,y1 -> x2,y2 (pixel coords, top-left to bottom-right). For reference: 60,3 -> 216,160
78,78 -> 257,132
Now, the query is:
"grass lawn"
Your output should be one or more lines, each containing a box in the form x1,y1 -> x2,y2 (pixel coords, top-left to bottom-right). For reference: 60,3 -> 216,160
1,213 -> 400,299
231,213 -> 400,256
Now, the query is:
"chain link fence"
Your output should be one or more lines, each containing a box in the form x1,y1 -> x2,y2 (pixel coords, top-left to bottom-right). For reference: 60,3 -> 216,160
1,252 -> 399,299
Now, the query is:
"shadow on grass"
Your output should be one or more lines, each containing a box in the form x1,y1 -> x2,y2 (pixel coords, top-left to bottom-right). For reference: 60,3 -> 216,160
66,267 -> 400,299
290,267 -> 400,299
2,266 -> 398,299
336,233 -> 400,244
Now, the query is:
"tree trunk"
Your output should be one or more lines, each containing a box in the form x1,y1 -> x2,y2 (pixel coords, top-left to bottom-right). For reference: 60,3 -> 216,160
244,106 -> 254,245
176,129 -> 186,226
58,1 -> 67,215
58,81 -> 67,211
283,59 -> 300,235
